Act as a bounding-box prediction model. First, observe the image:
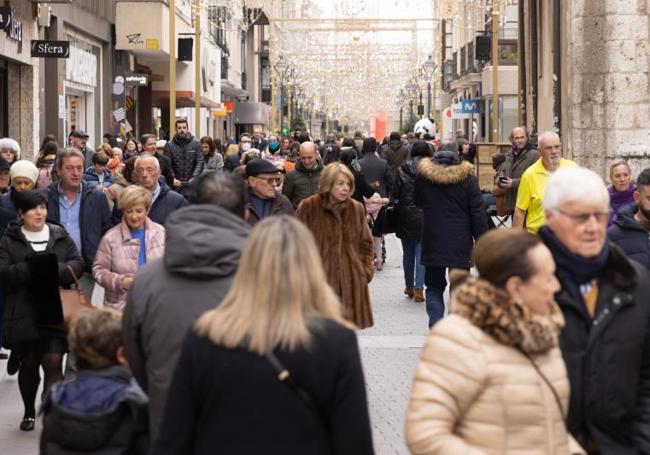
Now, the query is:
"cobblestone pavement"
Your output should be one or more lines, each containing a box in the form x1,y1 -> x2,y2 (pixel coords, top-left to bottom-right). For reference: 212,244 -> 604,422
360,234 -> 430,455
0,234 -> 436,454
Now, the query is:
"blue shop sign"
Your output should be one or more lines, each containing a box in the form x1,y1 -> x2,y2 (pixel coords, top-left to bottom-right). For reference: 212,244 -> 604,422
461,99 -> 481,114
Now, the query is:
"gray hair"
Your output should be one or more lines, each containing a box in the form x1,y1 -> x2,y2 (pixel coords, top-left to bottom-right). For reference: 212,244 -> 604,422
135,153 -> 160,170
609,159 -> 630,176
0,137 -> 21,159
544,167 -> 609,212
537,131 -> 560,149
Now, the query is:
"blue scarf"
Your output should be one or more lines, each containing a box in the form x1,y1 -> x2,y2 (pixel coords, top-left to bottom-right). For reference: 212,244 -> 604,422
539,226 -> 609,310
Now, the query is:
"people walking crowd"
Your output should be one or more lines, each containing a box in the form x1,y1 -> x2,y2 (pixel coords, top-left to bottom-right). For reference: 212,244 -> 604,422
0,123 -> 649,455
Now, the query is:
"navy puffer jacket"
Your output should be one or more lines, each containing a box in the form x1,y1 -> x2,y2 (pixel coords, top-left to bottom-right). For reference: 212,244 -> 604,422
608,204 -> 650,270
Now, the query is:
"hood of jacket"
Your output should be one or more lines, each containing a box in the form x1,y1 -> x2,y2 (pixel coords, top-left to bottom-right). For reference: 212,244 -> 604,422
451,276 -> 564,354
388,139 -> 404,151
418,157 -> 474,185
164,204 -> 249,279
613,203 -> 645,232
42,365 -> 147,450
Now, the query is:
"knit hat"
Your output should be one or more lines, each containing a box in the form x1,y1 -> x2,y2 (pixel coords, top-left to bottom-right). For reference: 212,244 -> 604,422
0,137 -> 20,160
361,137 -> 378,155
10,160 -> 39,184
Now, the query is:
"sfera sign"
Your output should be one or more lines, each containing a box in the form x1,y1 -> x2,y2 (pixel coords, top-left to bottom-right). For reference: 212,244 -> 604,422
31,40 -> 71,58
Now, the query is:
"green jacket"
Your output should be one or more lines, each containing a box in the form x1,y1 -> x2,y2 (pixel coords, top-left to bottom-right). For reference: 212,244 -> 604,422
282,160 -> 323,208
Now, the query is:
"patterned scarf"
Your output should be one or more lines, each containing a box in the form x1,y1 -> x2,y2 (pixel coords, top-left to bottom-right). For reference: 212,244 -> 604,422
451,277 -> 564,354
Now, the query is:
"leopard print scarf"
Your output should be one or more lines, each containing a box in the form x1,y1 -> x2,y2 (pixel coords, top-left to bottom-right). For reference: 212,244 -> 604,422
451,277 -> 565,354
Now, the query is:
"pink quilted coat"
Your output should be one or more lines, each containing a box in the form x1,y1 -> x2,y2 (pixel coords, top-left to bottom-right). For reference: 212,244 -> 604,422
92,218 -> 165,310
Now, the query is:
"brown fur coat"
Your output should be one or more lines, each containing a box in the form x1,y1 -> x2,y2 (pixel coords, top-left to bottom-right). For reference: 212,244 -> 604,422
296,193 -> 374,328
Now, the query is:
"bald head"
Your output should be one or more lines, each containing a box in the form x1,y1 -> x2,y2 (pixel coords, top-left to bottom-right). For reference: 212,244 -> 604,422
299,142 -> 318,170
510,126 -> 529,151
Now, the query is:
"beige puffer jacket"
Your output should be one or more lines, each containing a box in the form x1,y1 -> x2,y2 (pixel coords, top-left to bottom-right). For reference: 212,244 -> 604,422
405,277 -> 584,455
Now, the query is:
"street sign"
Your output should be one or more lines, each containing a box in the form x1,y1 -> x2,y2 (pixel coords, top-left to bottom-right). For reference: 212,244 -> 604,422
461,99 -> 480,114
124,73 -> 149,86
31,40 -> 70,58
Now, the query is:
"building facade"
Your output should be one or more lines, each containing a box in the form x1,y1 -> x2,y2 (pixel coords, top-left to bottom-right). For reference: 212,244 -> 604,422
520,0 -> 650,176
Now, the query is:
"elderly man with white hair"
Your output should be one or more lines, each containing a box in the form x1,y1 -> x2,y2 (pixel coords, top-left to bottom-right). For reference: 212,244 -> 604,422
514,131 -> 577,232
539,167 -> 650,454
110,153 -> 186,227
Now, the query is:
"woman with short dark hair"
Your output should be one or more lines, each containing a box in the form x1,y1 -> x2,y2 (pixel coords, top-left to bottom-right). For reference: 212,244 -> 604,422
0,190 -> 84,431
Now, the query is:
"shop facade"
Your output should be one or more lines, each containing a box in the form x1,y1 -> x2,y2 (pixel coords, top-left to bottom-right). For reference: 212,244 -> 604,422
0,0 -> 39,159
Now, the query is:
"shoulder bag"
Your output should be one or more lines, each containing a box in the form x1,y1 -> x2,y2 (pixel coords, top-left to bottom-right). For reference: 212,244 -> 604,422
59,265 -> 93,327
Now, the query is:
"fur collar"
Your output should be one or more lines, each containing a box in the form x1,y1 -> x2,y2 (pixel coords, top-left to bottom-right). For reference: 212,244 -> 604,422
418,158 -> 474,185
451,277 -> 564,354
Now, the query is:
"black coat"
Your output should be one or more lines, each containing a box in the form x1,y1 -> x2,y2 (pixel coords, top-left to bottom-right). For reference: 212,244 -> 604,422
414,158 -> 488,268
40,365 -> 149,455
544,242 -> 650,454
0,190 -> 17,236
351,168 -> 376,207
111,182 -> 187,227
154,319 -> 374,455
358,153 -> 393,197
393,157 -> 424,241
46,182 -> 111,271
155,153 -> 175,187
163,134 -> 203,182
608,204 -> 650,270
0,222 -> 84,348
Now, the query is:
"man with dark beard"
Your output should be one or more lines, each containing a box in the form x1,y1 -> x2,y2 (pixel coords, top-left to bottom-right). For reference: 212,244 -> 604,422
608,168 -> 650,269
163,118 -> 203,196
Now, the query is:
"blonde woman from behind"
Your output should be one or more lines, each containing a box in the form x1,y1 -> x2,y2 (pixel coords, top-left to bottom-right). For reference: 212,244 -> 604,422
154,216 -> 374,455
405,229 -> 584,455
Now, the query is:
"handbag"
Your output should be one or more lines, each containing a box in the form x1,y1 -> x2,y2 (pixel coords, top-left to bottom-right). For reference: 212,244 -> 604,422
59,265 -> 92,327
373,204 -> 398,235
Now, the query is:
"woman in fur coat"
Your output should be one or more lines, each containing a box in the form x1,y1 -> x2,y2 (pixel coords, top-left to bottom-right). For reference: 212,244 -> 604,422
296,163 -> 375,329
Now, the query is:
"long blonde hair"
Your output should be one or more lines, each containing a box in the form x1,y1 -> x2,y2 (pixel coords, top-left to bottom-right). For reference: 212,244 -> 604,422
195,215 -> 349,354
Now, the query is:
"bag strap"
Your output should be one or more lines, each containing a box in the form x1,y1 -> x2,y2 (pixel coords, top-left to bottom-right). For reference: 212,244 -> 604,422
66,265 -> 82,290
522,352 -> 567,422
265,352 -> 326,426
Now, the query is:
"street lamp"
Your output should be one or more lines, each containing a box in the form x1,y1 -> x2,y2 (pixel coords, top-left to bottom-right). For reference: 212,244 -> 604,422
274,55 -> 289,135
421,55 -> 437,119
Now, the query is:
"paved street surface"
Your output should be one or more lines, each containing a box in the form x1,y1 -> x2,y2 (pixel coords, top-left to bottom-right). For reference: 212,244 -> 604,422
0,234 -> 434,454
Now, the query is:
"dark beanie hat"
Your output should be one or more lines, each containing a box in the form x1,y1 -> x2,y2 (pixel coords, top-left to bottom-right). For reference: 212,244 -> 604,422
361,137 -> 377,155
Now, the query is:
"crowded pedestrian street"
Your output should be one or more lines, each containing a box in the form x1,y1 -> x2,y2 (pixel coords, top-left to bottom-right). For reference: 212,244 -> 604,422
2,0 -> 650,454
1,235 -> 430,454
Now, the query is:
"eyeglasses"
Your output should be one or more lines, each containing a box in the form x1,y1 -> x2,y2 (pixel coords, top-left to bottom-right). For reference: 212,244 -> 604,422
255,176 -> 282,185
557,208 -> 609,225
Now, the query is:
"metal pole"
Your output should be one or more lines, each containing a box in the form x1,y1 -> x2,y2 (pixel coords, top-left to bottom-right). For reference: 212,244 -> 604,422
279,84 -> 283,135
491,0 -> 499,143
427,82 -> 432,118
194,0 -> 201,137
169,0 -> 176,138
419,89 -> 423,118
399,106 -> 403,132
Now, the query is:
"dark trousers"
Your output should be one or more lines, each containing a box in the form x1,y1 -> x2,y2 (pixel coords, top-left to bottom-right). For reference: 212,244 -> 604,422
424,266 -> 447,327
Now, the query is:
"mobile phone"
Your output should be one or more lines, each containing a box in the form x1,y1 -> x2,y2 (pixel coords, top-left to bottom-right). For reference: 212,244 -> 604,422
498,176 -> 508,183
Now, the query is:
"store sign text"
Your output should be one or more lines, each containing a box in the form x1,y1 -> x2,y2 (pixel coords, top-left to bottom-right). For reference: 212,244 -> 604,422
31,40 -> 71,58
65,45 -> 97,87
0,6 -> 23,43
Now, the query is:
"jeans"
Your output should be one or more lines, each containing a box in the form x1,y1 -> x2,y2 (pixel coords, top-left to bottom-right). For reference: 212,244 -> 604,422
425,266 -> 447,327
401,239 -> 425,289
